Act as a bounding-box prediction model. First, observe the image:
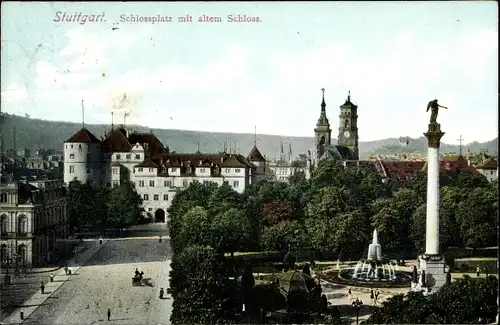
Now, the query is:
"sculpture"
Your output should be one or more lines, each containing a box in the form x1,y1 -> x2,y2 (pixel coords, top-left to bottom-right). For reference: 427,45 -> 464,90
426,99 -> 448,124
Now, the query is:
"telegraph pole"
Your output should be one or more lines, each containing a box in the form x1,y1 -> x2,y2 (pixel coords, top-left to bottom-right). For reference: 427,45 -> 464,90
457,135 -> 464,156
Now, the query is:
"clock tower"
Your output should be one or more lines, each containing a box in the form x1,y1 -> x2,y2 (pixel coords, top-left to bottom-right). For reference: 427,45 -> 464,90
314,88 -> 332,159
338,91 -> 359,160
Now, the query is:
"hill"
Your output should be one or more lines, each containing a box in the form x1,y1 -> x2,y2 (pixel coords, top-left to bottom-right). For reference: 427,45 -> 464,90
0,113 -> 497,159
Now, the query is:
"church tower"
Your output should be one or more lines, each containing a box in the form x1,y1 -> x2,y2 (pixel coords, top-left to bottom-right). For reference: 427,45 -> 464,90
337,91 -> 359,160
314,88 -> 332,159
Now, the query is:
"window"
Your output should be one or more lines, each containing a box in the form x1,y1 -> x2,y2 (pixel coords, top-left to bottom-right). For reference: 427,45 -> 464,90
1,215 -> 7,234
163,194 -> 169,201
233,181 -> 239,188
126,154 -> 131,159
1,194 -> 7,203
154,194 -> 159,201
143,194 -> 149,200
17,215 -> 27,234
164,180 -> 172,187
138,168 -> 143,172
203,180 -> 209,185
200,168 -> 205,173
69,154 -> 75,159
149,168 -> 154,172
171,168 -> 177,172
116,154 -> 121,160
149,180 -> 155,187
225,168 -> 230,173
113,181 -> 119,188
223,180 -> 228,185
70,145 -> 73,148
235,168 -> 241,173
135,154 -> 140,159
148,208 -> 153,212
69,166 -> 75,173
139,180 -> 145,187
112,168 -> 119,174
182,180 -> 188,187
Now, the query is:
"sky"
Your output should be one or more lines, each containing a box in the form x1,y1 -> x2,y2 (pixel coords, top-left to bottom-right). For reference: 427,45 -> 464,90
1,1 -> 498,144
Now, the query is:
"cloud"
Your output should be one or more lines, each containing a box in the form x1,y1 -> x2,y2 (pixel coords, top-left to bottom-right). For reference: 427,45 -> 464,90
1,83 -> 28,102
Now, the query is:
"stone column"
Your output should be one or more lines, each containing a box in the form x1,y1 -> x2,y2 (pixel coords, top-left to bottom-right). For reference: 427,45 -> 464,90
424,122 -> 444,256
418,122 -> 447,294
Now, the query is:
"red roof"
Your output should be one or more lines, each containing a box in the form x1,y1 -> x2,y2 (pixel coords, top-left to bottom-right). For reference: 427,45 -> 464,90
101,128 -> 132,153
128,132 -> 167,156
65,128 -> 101,143
248,146 -> 266,162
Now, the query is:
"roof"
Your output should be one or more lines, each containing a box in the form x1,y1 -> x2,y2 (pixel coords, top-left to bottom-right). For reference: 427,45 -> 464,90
220,156 -> 247,168
135,158 -> 159,169
248,146 -> 266,162
277,271 -> 316,294
319,145 -> 353,161
128,132 -> 167,156
476,158 -> 498,170
65,127 -> 101,143
101,128 -> 132,153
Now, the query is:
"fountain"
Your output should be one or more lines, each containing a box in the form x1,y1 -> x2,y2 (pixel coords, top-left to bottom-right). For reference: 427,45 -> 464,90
334,229 -> 412,288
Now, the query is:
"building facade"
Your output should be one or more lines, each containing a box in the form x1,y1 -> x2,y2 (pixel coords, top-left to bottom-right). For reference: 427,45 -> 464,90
63,127 -> 268,223
0,176 -> 68,268
474,158 -> 498,182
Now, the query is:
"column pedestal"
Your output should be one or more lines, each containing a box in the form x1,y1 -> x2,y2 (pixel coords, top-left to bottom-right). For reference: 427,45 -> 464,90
419,254 -> 447,293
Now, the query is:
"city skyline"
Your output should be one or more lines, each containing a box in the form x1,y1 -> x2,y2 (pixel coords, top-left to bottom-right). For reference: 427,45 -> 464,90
1,2 -> 498,144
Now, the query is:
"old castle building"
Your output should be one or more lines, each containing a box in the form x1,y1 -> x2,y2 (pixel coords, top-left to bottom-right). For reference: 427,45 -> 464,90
313,89 -> 360,164
63,127 -> 268,223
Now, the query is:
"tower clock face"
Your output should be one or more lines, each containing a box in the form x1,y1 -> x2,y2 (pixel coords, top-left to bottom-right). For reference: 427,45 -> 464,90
344,131 -> 351,138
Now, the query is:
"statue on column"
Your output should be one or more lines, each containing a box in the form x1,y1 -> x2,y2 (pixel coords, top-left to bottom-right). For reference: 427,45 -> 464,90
426,99 -> 448,124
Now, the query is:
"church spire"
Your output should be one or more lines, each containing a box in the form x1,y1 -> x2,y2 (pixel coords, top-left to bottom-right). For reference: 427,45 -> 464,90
347,90 -> 351,102
317,88 -> 329,126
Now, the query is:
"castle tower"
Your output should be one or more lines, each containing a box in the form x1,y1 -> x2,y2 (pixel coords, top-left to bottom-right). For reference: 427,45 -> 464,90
63,128 -> 102,185
314,88 -> 332,159
338,90 -> 359,160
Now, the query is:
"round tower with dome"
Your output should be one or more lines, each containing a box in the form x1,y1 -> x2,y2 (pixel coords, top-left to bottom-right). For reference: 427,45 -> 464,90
63,127 -> 102,185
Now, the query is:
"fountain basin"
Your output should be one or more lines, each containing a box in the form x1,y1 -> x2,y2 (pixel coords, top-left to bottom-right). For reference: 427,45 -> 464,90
321,268 -> 412,288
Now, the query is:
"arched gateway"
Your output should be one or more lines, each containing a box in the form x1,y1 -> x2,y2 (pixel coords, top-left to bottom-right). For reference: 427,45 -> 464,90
154,209 -> 166,223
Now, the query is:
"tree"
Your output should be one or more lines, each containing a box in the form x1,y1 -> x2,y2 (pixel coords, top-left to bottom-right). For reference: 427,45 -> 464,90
175,206 -> 212,254
456,186 -> 498,249
66,180 -> 96,230
261,199 -> 296,227
211,208 -> 253,256
208,183 -> 245,216
168,182 -> 218,254
409,204 -> 426,253
106,181 -> 143,232
169,245 -> 242,324
365,276 -> 498,324
261,220 -> 310,252
372,188 -> 422,257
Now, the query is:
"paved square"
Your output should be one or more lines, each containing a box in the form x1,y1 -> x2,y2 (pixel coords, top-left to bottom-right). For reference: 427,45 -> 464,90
11,239 -> 171,325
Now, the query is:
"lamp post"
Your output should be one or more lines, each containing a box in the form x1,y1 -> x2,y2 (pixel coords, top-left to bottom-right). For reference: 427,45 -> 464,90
352,297 -> 363,325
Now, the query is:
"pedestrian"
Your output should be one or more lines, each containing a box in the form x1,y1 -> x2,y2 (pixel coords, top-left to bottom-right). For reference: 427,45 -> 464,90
375,289 -> 380,305
40,281 -> 45,294
159,235 -> 162,243
99,236 -> 103,245
476,266 -> 480,277
50,273 -> 54,282
107,308 -> 111,321
370,288 -> 374,300
347,287 -> 352,297
64,266 -> 68,275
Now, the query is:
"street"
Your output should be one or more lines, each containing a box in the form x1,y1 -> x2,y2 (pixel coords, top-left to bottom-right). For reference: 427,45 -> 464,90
19,236 -> 171,325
